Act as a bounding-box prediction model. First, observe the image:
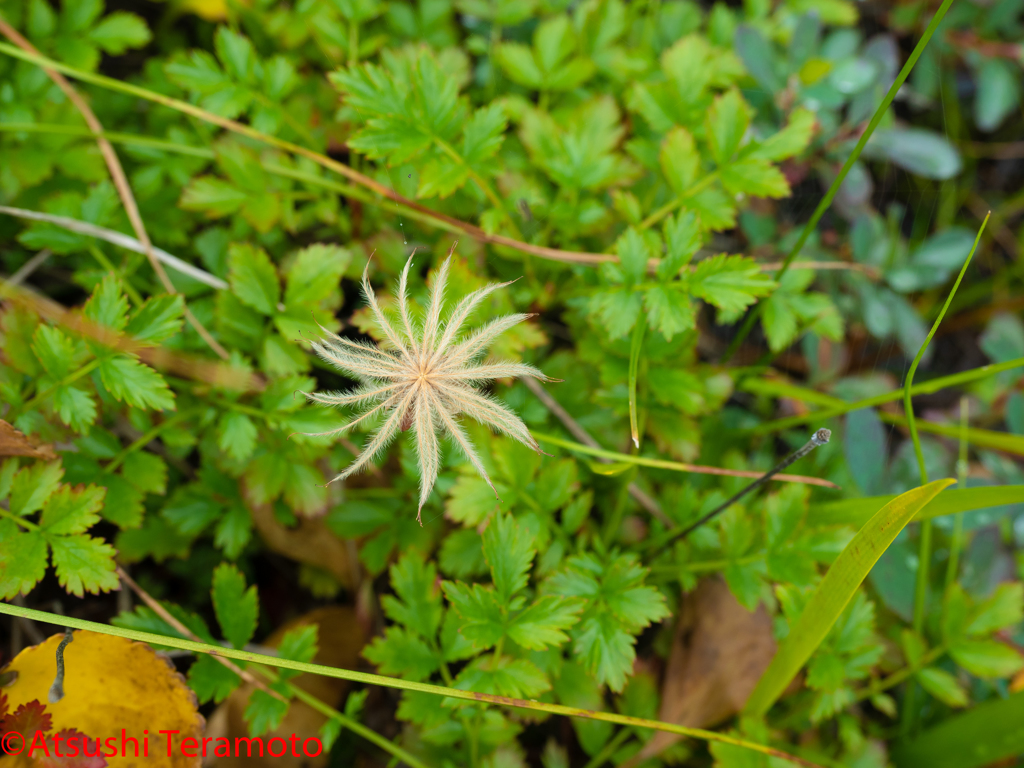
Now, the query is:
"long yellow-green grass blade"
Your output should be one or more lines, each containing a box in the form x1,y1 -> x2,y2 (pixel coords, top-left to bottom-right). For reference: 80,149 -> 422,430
744,478 -> 956,718
808,485 -> 1024,528
0,602 -> 823,768
723,0 -> 957,360
747,356 -> 1024,434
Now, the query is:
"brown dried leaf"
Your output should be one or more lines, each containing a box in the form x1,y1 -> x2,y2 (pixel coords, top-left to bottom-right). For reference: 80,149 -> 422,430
0,420 -> 56,460
246,501 -> 355,590
636,577 -> 776,762
204,607 -> 366,768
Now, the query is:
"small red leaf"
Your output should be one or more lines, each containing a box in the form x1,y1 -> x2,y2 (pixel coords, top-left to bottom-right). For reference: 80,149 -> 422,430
0,699 -> 52,737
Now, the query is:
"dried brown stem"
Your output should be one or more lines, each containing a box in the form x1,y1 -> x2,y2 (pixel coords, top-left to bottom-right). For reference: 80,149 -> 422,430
521,378 -> 674,527
0,278 -> 260,391
0,16 -> 229,361
115,566 -> 288,703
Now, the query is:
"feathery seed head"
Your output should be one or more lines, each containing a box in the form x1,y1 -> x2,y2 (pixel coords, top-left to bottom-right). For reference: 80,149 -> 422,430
301,247 -> 549,524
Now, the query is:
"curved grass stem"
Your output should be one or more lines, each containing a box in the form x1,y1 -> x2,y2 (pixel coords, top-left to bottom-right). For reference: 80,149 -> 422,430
748,356 -> 1024,434
903,213 -> 988,736
721,0 -> 958,363
907,213 -> 988,635
0,601 -> 825,768
0,41 -> 613,268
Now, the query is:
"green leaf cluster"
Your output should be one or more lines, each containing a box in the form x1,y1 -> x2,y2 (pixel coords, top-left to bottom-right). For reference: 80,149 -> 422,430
0,458 -> 115,598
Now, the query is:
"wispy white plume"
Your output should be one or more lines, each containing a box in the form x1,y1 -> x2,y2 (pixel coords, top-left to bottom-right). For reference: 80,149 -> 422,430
301,245 -> 549,524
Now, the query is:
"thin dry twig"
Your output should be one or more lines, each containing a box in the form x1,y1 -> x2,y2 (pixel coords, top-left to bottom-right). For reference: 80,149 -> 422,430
0,278 -> 261,391
0,42 -> 880,282
7,248 -> 51,286
0,207 -> 227,289
0,17 -> 229,360
522,378 -> 673,526
115,566 -> 288,704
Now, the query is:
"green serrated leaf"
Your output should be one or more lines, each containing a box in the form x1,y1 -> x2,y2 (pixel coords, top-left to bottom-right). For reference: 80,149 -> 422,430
659,127 -> 699,194
214,502 -> 252,559
121,451 -> 168,496
39,484 -> 105,535
507,595 -> 584,650
126,295 -> 185,345
245,689 -> 290,737
276,624 -> 319,681
691,254 -> 776,314
49,533 -> 118,597
483,512 -> 534,604
218,411 -> 258,463
364,626 -> 440,681
0,526 -> 48,599
83,273 -> 130,332
660,210 -> 702,279
706,89 -> 752,164
10,460 -> 64,517
462,103 -> 507,165
188,653 -> 242,704
52,384 -> 97,433
382,554 -> 443,639
212,562 -> 259,649
180,176 -> 247,216
454,656 -> 550,699
442,581 -> 506,649
97,354 -> 175,411
31,325 -> 76,379
284,244 -> 350,308
643,285 -> 695,341
228,243 -> 281,316
720,157 -> 790,198
966,582 -> 1023,636
749,107 -> 817,161
615,227 -> 650,285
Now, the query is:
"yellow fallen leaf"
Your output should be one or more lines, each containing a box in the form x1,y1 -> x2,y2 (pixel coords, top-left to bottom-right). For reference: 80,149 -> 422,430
1,630 -> 203,767
169,0 -> 249,22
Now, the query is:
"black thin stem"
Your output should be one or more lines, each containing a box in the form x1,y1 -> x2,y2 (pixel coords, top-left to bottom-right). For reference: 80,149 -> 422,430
647,429 -> 831,560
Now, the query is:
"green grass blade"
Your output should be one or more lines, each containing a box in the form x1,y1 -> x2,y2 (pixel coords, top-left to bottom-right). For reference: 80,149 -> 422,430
533,432 -> 838,487
723,0 -> 957,361
0,602 -> 824,768
944,398 -> 970,593
904,214 -> 989,484
628,316 -> 647,449
742,376 -> 1024,458
808,485 -> 1024,528
907,213 -> 986,658
890,690 -> 1024,768
743,478 -> 956,718
747,356 -> 1024,434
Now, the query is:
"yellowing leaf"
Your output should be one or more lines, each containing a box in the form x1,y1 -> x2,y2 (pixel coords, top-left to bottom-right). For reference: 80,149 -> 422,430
170,0 -> 249,22
1,630 -> 203,767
